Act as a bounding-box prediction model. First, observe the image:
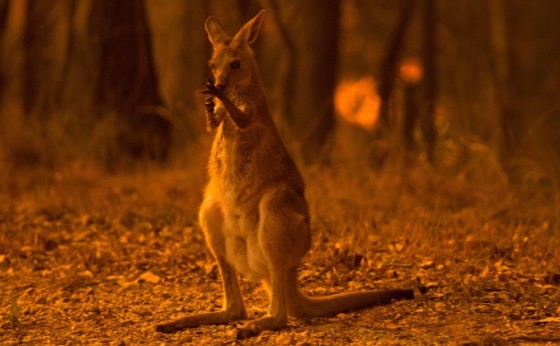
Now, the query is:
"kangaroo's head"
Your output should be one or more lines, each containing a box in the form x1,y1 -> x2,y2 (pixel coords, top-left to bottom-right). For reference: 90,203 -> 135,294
205,10 -> 265,94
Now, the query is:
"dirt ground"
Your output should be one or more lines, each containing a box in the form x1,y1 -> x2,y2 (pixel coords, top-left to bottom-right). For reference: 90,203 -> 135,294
1,166 -> 559,345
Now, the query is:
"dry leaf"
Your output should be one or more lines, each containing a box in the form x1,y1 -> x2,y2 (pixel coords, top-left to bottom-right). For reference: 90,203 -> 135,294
420,260 -> 434,269
536,317 -> 560,324
139,271 -> 161,284
204,263 -> 217,275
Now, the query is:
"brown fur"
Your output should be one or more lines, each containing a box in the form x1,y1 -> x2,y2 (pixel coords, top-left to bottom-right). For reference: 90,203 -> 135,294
155,10 -> 414,338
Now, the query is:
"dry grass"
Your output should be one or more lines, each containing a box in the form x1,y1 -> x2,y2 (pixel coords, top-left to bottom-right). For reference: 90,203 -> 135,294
1,127 -> 559,344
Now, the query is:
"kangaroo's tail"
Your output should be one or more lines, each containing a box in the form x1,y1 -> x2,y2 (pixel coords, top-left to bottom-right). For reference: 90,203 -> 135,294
286,268 -> 416,318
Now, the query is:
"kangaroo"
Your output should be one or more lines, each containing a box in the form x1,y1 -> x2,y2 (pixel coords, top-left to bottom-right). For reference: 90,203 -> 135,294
155,10 -> 415,338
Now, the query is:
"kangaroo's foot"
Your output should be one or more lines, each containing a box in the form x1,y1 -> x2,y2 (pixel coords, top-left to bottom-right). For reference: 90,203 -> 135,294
234,315 -> 287,339
155,309 -> 246,334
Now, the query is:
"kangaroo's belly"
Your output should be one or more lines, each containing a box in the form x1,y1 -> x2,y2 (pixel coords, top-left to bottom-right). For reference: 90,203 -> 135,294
225,233 -> 268,281
223,210 -> 269,281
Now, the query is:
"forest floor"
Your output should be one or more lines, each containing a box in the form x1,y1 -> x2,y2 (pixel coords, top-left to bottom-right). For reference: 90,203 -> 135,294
1,163 -> 559,345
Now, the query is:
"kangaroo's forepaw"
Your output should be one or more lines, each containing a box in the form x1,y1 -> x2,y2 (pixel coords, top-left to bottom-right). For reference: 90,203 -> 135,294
205,96 -> 215,114
200,77 -> 226,100
204,96 -> 221,130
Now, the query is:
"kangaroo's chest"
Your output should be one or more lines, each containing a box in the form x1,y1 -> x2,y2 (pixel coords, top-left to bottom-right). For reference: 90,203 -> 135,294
210,123 -> 264,200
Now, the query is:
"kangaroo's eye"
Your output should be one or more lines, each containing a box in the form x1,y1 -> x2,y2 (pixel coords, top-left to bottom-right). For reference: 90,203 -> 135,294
209,63 -> 215,71
230,60 -> 241,69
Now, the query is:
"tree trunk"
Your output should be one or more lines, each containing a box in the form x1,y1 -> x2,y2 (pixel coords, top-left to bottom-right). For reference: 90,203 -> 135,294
89,0 -> 171,163
23,1 -> 72,116
259,0 -> 297,137
421,0 -> 437,162
276,0 -> 341,162
0,0 -> 8,36
377,0 -> 416,132
145,0 -> 208,143
402,82 -> 419,152
0,0 -> 9,104
488,0 -> 518,167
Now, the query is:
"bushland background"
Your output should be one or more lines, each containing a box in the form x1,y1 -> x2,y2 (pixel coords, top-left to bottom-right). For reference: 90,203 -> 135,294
1,0 -> 559,344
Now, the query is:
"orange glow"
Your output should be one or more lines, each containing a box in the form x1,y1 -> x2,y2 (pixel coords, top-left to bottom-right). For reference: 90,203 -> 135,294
335,76 -> 380,130
399,58 -> 423,84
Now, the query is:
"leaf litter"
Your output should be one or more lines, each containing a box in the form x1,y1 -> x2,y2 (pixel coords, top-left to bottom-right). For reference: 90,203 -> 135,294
0,168 -> 559,345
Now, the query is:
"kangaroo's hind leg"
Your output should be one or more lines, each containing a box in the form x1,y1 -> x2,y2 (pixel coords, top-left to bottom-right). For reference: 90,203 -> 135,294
236,187 -> 311,338
156,195 -> 246,333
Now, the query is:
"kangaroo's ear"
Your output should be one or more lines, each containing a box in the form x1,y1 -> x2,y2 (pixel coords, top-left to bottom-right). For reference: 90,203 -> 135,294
233,10 -> 265,46
205,17 -> 229,46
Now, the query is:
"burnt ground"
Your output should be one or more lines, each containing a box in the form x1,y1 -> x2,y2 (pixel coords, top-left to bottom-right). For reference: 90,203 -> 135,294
1,168 -> 559,345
